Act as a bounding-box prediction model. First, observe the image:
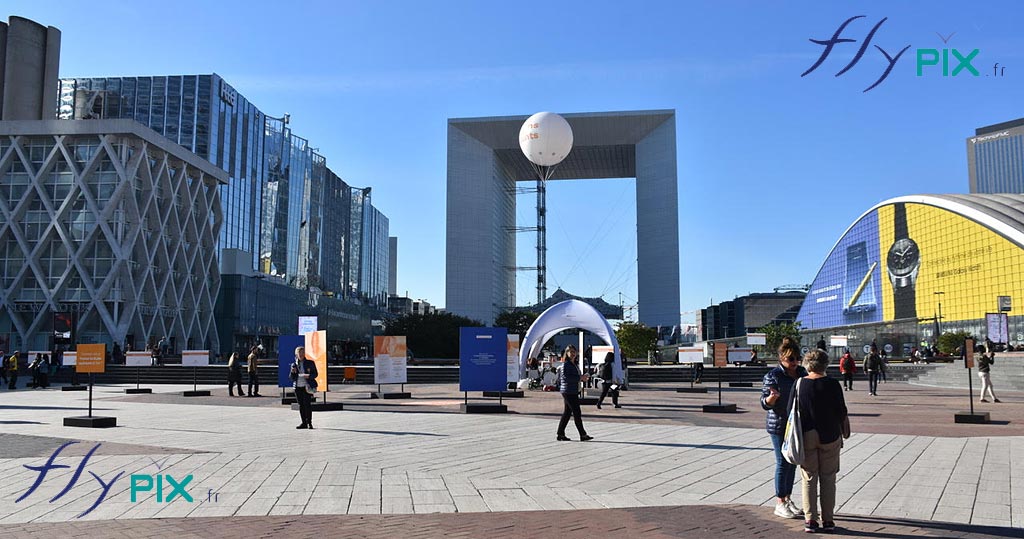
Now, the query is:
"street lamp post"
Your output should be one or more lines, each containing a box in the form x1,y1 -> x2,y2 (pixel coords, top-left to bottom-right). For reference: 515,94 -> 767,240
251,274 -> 267,354
934,291 -> 945,338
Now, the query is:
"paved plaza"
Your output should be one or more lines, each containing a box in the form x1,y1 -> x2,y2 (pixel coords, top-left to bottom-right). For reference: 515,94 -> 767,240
0,380 -> 1021,537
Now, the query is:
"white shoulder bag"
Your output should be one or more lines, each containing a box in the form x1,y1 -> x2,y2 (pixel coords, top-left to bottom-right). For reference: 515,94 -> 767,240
782,378 -> 805,465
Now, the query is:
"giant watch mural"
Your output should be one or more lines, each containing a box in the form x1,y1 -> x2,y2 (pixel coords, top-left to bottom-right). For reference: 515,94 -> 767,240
797,196 -> 1024,330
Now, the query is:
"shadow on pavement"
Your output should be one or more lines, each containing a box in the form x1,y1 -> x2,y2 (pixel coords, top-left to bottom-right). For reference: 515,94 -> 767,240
320,428 -> 448,437
833,514 -> 1019,538
594,440 -> 772,451
0,405 -> 114,411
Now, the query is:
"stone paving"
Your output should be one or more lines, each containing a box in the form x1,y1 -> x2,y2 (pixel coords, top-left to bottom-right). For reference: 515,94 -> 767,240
0,381 -> 1020,536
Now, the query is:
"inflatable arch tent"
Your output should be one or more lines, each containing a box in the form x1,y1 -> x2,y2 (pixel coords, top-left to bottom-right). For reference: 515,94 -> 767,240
518,299 -> 624,381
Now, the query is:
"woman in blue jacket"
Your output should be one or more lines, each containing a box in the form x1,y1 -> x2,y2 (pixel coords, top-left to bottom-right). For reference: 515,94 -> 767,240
556,345 -> 593,442
761,336 -> 807,519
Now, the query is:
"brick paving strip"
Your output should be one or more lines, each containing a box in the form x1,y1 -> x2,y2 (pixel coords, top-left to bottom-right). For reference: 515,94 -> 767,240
0,505 -> 1015,538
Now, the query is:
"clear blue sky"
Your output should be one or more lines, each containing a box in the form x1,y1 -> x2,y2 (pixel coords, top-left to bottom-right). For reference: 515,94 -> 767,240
11,1 -> 1023,323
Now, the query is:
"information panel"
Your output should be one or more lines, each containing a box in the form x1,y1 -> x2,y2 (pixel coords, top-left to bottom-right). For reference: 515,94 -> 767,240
986,313 -> 1009,344
63,351 -> 77,366
506,335 -> 520,383
125,351 -> 151,367
678,347 -> 704,364
459,327 -> 507,392
305,330 -> 328,392
829,335 -> 849,348
278,335 -> 304,388
374,335 -> 408,384
298,316 -> 318,336
76,344 -> 105,374
181,350 -> 210,367
964,338 -> 976,369
713,343 -> 729,368
746,333 -> 766,346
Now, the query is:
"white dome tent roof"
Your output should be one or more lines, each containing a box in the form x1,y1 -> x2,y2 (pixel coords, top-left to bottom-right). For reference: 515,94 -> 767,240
518,299 -> 623,381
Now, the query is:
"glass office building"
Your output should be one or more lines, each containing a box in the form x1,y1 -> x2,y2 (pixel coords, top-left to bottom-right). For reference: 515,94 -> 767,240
58,74 -> 390,305
967,118 -> 1024,194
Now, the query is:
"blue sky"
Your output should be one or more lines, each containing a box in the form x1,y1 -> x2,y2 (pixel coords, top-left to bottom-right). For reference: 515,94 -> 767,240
11,1 -> 1023,323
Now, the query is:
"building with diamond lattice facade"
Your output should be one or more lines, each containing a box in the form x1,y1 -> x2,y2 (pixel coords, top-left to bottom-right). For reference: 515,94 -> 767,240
0,119 -> 226,353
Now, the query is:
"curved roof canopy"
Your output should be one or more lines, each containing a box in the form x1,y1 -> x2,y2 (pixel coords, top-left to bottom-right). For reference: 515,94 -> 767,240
518,299 -> 623,381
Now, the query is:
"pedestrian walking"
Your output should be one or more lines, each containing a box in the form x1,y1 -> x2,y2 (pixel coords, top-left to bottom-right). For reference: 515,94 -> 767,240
7,351 -> 19,390
692,359 -> 704,384
839,350 -> 856,391
247,345 -> 262,397
290,346 -> 318,429
863,345 -> 882,396
556,344 -> 593,442
879,349 -> 888,383
793,349 -> 849,533
0,349 -> 7,388
38,354 -> 50,388
29,354 -> 43,389
760,336 -> 807,520
227,352 -> 245,396
596,352 -> 620,409
977,345 -> 1001,403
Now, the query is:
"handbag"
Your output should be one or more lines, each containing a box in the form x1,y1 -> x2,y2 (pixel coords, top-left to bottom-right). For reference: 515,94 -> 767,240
781,378 -> 804,465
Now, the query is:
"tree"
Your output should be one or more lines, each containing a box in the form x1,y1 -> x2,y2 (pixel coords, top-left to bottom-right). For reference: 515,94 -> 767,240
937,330 -> 972,355
758,321 -> 803,356
615,321 -> 657,359
494,310 -> 539,340
384,312 -> 483,359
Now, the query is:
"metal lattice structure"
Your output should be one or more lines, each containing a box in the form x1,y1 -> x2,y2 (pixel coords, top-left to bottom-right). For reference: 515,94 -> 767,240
0,120 -> 227,352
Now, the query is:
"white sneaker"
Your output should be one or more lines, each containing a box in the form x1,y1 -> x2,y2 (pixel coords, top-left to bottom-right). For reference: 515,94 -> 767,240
774,502 -> 795,519
786,499 -> 804,517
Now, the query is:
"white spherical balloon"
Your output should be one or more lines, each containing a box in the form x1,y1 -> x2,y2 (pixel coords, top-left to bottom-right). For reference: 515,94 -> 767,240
519,112 -> 573,167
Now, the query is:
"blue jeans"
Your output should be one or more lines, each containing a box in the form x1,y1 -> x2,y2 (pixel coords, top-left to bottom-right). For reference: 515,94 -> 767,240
769,432 -> 797,499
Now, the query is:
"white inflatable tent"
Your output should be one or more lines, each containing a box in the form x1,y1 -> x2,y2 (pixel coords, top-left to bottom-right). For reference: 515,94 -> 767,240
518,299 -> 623,381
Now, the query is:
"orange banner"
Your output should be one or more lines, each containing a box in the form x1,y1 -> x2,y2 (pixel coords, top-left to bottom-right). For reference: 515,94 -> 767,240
373,335 -> 408,384
305,330 -> 328,392
76,343 -> 106,374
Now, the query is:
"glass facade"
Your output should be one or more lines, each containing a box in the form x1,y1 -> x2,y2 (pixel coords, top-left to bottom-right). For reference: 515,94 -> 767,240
968,122 -> 1024,194
797,197 -> 1024,351
58,75 -> 265,272
59,74 -> 388,305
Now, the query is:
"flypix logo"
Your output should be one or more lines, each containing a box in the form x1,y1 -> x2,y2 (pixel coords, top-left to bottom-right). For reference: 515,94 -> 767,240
16,441 -> 213,518
801,15 -> 1006,92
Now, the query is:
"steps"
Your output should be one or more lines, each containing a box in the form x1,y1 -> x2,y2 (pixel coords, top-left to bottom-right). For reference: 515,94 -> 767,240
910,354 -> 1024,392
51,365 -> 459,386
625,364 -> 939,384
45,362 -> 959,388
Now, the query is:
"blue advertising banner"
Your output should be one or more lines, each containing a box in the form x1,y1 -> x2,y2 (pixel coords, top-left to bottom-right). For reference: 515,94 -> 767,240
278,335 -> 304,388
459,327 -> 508,392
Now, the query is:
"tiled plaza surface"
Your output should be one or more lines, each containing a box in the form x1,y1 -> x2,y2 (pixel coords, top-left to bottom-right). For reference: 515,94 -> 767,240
0,379 -> 1021,537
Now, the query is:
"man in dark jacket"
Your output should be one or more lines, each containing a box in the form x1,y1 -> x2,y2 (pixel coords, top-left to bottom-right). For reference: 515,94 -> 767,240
556,345 -> 592,442
290,346 -> 319,429
863,345 -> 883,396
596,352 -> 620,409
